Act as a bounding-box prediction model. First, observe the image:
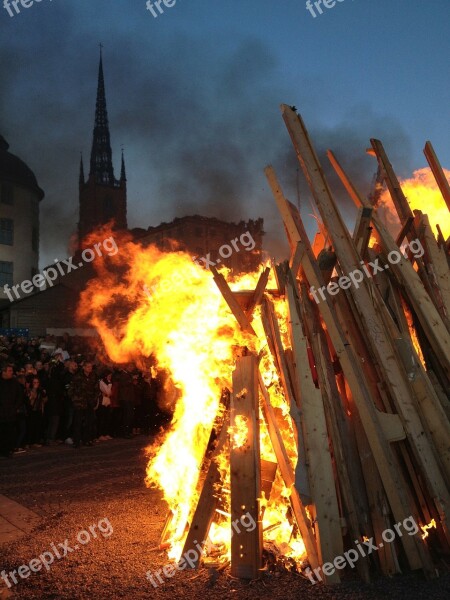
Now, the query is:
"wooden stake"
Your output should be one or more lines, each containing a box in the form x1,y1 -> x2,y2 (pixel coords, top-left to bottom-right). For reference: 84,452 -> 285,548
230,355 -> 262,579
424,141 -> 450,213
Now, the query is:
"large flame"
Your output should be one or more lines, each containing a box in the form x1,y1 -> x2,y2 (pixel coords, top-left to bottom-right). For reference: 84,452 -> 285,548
78,231 -> 305,565
378,167 -> 450,238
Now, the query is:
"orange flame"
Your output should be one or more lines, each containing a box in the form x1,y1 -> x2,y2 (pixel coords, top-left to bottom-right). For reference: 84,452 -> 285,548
78,232 -> 305,564
378,167 -> 450,238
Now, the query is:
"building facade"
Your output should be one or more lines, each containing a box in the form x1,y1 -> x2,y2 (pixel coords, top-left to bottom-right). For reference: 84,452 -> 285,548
133,215 -> 264,273
0,135 -> 44,302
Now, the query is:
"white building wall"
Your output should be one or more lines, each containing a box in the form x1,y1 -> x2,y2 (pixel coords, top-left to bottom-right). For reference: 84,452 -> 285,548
0,181 -> 40,302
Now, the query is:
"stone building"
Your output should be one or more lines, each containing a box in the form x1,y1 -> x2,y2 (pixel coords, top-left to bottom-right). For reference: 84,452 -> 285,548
133,215 -> 264,273
0,135 -> 44,302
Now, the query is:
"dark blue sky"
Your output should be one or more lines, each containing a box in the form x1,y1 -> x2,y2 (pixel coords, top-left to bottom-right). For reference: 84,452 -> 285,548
1,0 -> 449,265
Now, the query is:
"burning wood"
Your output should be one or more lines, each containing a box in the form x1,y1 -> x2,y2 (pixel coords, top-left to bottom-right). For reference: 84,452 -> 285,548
78,106 -> 450,585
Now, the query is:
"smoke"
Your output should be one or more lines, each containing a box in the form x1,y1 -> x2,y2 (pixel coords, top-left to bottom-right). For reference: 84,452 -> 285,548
0,2 -> 414,266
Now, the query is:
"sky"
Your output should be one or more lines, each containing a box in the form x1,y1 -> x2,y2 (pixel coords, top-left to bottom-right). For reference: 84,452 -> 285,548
1,0 -> 449,267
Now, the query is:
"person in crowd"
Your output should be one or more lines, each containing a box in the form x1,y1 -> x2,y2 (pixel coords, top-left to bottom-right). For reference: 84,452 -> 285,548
109,370 -> 122,437
45,352 -> 66,444
117,367 -> 135,439
68,361 -> 99,448
26,377 -> 47,446
53,344 -> 70,361
0,365 -> 24,457
98,371 -> 113,441
13,367 -> 28,453
141,371 -> 159,436
131,371 -> 144,435
62,360 -> 78,445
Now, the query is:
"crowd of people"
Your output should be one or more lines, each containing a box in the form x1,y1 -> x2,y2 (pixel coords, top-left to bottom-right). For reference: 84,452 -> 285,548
0,334 -> 171,458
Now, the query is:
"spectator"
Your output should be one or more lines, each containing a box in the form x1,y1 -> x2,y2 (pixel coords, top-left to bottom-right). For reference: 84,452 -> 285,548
0,365 -> 24,457
142,372 -> 159,436
26,377 -> 47,446
13,367 -> 28,453
109,371 -> 122,438
68,361 -> 99,448
62,360 -> 78,445
45,352 -> 66,444
98,371 -> 113,440
132,372 -> 144,435
117,368 -> 134,439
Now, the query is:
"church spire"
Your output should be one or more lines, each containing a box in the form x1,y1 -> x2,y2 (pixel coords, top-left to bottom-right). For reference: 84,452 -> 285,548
120,148 -> 127,182
89,45 -> 115,185
79,153 -> 85,185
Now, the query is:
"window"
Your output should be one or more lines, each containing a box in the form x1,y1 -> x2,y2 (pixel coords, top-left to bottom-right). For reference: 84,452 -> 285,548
0,218 -> 13,245
0,261 -> 13,287
1,183 -> 14,205
32,227 -> 39,252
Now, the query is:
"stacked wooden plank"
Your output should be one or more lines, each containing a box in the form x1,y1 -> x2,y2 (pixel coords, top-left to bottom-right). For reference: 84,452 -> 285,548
165,107 -> 450,584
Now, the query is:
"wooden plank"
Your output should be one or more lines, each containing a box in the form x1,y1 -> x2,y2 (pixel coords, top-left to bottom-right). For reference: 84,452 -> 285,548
182,412 -> 230,568
246,267 -> 271,318
210,265 -> 257,336
284,280 -> 342,581
424,141 -> 450,213
260,298 -> 298,409
230,355 -> 262,579
327,149 -> 450,380
274,113 -> 434,572
353,206 -> 373,258
396,216 -> 415,247
370,139 -> 415,225
258,374 -> 320,572
419,212 -> 450,321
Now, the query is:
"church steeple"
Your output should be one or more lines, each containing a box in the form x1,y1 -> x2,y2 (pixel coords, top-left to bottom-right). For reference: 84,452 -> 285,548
120,149 -> 127,183
79,153 -> 85,185
89,46 -> 115,185
78,48 -> 127,247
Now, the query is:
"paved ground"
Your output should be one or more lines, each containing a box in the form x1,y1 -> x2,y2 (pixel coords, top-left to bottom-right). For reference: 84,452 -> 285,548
0,438 -> 449,600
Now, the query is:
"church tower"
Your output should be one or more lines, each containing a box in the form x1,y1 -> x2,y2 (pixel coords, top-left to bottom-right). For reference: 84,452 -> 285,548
78,49 -> 127,246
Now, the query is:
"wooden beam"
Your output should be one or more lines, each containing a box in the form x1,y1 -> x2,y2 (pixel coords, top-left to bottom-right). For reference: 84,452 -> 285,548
370,139 -> 415,225
246,267 -> 271,318
353,206 -> 373,258
230,355 -> 262,579
284,280 -> 342,581
418,212 -> 450,322
395,216 -> 415,247
182,411 -> 230,567
424,141 -> 450,213
210,266 -> 257,337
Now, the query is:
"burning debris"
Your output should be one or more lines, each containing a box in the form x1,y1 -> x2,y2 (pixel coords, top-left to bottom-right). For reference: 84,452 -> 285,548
78,106 -> 450,585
